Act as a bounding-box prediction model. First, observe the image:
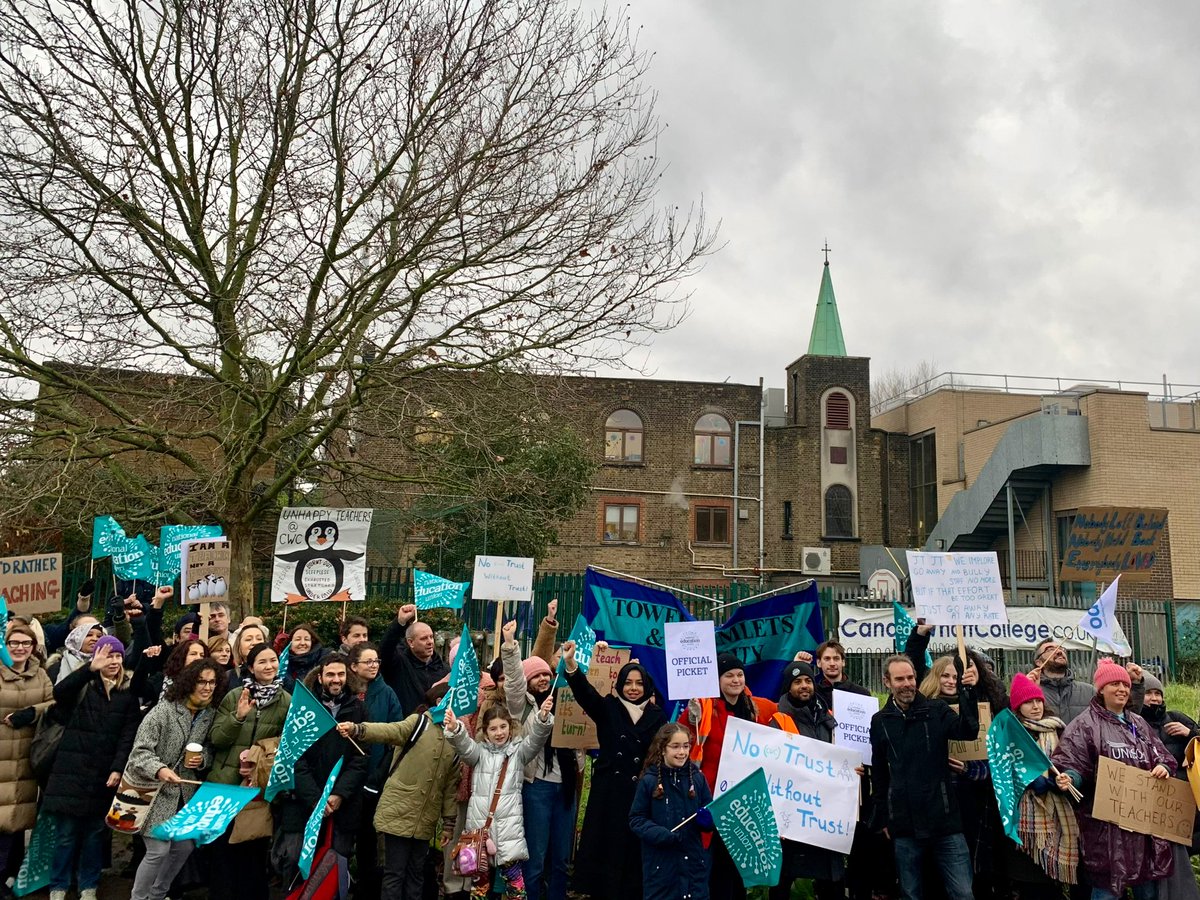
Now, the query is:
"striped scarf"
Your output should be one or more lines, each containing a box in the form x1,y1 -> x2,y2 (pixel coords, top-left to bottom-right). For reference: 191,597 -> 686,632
1017,716 -> 1079,884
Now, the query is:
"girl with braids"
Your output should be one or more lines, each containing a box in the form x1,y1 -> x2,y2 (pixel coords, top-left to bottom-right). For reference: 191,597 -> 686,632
629,724 -> 713,900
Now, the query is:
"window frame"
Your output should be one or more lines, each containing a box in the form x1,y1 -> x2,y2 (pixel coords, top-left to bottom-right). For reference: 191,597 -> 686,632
909,431 -> 938,544
600,500 -> 642,544
693,413 -> 732,466
604,408 -> 644,464
693,503 -> 732,546
824,484 -> 855,538
824,392 -> 851,430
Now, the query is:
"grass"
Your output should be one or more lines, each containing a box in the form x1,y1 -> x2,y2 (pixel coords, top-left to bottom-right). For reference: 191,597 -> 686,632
1165,682 -> 1200,717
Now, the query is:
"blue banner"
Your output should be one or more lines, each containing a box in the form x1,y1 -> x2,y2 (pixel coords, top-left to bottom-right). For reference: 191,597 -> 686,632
266,681 -> 338,801
582,568 -> 695,702
91,515 -> 127,560
714,585 -> 823,701
892,602 -> 932,668
300,758 -> 343,879
112,533 -> 160,583
431,624 -> 480,724
414,569 -> 469,610
147,782 -> 259,845
13,811 -> 57,896
158,525 -> 223,583
0,595 -> 12,668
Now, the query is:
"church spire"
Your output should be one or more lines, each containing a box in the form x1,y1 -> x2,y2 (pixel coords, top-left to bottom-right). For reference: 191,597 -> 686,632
807,243 -> 846,357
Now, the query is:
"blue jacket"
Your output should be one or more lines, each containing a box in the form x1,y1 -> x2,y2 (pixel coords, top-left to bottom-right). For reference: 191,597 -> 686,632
362,676 -> 404,790
629,763 -> 712,900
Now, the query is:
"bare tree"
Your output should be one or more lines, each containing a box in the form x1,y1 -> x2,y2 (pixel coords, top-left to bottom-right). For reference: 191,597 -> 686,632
0,0 -> 712,615
870,359 -> 945,414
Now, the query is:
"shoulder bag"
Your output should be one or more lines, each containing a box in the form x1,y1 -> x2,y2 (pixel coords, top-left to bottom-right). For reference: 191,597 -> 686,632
451,755 -> 509,879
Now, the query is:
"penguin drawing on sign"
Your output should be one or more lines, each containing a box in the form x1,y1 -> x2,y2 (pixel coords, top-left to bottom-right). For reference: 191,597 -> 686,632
274,520 -> 364,604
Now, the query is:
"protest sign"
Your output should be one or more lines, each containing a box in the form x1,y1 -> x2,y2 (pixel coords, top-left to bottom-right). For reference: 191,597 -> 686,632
715,718 -> 860,853
266,681 -> 338,801
948,702 -> 992,762
1092,756 -> 1196,844
147,782 -> 259,845
271,507 -> 371,604
158,524 -> 223,583
664,620 -> 719,699
13,811 -> 58,896
906,551 -> 1006,627
414,569 -> 469,610
0,553 -> 61,616
831,692 -> 879,766
1059,507 -> 1167,583
714,585 -> 823,701
552,646 -> 629,750
300,758 -> 344,879
706,768 -> 782,887
472,555 -> 534,601
181,539 -> 231,604
431,624 -> 481,724
986,709 -> 1052,844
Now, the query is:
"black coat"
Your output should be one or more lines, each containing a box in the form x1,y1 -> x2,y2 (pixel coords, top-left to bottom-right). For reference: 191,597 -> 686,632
566,665 -> 668,900
42,665 -> 140,818
380,621 -> 447,716
1142,705 -> 1200,781
629,763 -> 712,900
869,687 -> 979,839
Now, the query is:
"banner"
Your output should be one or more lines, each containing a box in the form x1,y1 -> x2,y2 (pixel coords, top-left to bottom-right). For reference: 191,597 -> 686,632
266,681 -> 338,801
472,555 -> 534,602
158,524 -> 223,583
948,703 -> 991,762
583,567 -> 694,702
430,624 -> 480,724
892,601 -> 932,667
300,758 -> 344,879
1078,576 -> 1131,655
552,646 -> 629,750
91,515 -> 127,560
715,718 -> 860,853
664,620 -> 719,699
112,533 -> 159,583
715,585 -> 823,701
837,604 -> 1133,655
147,782 -> 259,845
13,811 -> 58,896
1093,756 -> 1196,845
271,507 -> 372,604
0,554 -> 62,616
413,569 -> 469,610
1059,507 -> 1167,583
181,539 -> 232,604
706,767 -> 782,887
907,551 -> 1007,627
0,596 -> 11,667
986,709 -> 1052,844
552,613 -> 597,690
831,691 -> 878,766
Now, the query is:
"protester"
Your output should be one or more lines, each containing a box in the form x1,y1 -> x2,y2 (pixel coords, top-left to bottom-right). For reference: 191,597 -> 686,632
443,696 -> 555,900
869,653 -> 980,900
207,603 -> 231,639
529,598 -> 562,667
207,635 -> 233,678
381,604 -> 448,714
1028,638 -> 1145,722
340,616 -> 370,653
207,643 -> 289,900
339,683 -> 461,900
42,638 -> 140,900
41,580 -> 96,655
224,623 -> 270,695
628,722 -> 713,900
1052,659 -> 1176,900
132,638 -> 209,709
1003,673 -> 1079,900
48,619 -> 104,684
279,623 -> 324,693
126,658 -> 219,900
564,640 -> 667,900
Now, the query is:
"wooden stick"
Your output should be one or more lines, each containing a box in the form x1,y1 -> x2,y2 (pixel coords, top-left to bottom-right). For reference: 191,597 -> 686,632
342,733 -> 367,756
178,778 -> 205,785
671,811 -> 698,833
199,602 -> 210,643
955,624 -> 968,666
282,603 -> 289,633
492,602 -> 504,661
1049,765 -> 1084,802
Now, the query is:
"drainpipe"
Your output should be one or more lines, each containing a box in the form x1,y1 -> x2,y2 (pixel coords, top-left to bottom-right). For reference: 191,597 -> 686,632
758,377 -> 766,584
1006,481 -> 1018,605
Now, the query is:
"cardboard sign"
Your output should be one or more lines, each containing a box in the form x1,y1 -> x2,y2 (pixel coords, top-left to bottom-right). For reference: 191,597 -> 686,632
551,647 -> 629,749
948,702 -> 992,762
472,555 -> 534,602
181,539 -> 231,605
906,551 -> 1007,627
1093,756 -> 1196,844
1059,507 -> 1168,583
664,620 -> 719,699
0,553 -> 62,615
832,692 -> 879,767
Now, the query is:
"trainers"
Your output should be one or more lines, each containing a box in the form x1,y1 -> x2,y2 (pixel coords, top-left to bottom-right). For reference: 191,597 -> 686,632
49,892 -> 66,900
80,890 -> 98,900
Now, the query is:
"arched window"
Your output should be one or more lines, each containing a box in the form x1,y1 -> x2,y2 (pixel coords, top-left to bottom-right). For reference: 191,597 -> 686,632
825,392 -> 851,429
693,413 -> 731,465
604,409 -> 643,462
825,485 -> 854,537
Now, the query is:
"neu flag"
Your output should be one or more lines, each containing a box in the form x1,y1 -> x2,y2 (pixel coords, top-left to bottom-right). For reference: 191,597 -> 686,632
1078,576 -> 1131,655
430,624 -> 480,724
300,758 -> 344,879
113,533 -> 160,583
266,681 -> 337,801
583,567 -> 695,702
13,812 -> 58,896
552,613 -> 597,689
715,585 -> 822,700
986,708 -> 1052,844
414,569 -> 469,611
91,515 -> 127,560
892,602 -> 932,668
148,782 -> 259,844
158,524 -> 223,583
0,595 -> 11,668
705,767 -> 781,887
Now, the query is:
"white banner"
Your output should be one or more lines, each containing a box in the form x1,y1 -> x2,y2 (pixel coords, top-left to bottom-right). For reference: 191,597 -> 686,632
715,718 -> 860,853
907,550 -> 1007,627
837,604 -> 1133,655
270,508 -> 372,604
664,620 -> 719,699
832,692 -> 879,767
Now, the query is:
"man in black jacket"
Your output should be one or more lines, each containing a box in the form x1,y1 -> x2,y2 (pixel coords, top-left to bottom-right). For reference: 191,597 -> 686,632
870,653 -> 979,900
380,604 -> 448,714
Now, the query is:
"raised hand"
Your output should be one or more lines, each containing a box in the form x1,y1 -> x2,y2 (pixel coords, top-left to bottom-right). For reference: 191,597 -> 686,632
547,598 -> 559,623
443,708 -> 458,732
502,620 -> 517,644
236,687 -> 254,721
794,651 -> 813,663
562,640 -> 577,671
397,604 -> 417,625
336,722 -> 356,738
89,645 -> 114,671
539,695 -> 554,719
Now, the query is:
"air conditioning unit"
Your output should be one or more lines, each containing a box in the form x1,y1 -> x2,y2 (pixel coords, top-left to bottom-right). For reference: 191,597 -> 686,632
802,547 -> 831,576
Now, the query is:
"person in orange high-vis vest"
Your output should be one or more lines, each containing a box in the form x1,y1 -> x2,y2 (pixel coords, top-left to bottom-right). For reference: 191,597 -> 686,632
679,653 -> 776,900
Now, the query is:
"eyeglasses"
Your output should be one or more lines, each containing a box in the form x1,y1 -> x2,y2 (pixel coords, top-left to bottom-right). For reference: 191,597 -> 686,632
356,659 -> 381,666
196,679 -> 218,687
6,640 -> 34,649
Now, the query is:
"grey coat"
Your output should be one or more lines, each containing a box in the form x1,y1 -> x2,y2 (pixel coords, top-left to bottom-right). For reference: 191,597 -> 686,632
446,710 -> 553,865
126,699 -> 216,833
1039,668 -> 1144,723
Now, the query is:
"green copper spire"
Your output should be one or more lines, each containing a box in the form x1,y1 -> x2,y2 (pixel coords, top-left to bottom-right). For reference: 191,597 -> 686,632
807,246 -> 846,356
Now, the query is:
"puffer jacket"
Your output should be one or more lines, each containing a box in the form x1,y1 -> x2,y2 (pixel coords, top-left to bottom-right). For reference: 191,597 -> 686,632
125,699 -> 216,832
0,662 -> 53,832
1051,696 -> 1177,896
629,763 -> 712,900
446,709 -> 553,865
1140,703 -> 1200,780
1039,668 -> 1144,723
362,713 -> 461,839
207,684 -> 291,785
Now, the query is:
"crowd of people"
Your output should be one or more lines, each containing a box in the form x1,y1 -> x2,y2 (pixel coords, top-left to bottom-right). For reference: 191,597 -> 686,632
0,582 -> 1197,900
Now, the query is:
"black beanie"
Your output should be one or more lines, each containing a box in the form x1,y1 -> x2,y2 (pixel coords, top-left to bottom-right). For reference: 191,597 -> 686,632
779,661 -> 815,696
717,653 -> 744,676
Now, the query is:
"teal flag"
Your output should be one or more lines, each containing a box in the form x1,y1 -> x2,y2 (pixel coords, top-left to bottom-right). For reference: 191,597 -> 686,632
13,811 -> 57,896
552,613 -> 596,689
158,525 -> 223,583
0,595 -> 12,668
266,681 -> 337,801
91,515 -> 127,559
986,708 -> 1053,844
277,644 -> 290,678
299,758 -> 344,879
147,782 -> 259,845
706,768 -> 781,887
112,533 -> 160,583
892,602 -> 932,668
413,569 -> 469,610
430,624 -> 480,724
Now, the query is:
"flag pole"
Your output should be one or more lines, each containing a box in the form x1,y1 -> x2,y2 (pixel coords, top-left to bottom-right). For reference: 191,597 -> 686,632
670,811 -> 699,833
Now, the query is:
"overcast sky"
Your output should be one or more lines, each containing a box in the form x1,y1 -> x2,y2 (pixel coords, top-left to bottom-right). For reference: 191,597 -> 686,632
606,2 -> 1200,401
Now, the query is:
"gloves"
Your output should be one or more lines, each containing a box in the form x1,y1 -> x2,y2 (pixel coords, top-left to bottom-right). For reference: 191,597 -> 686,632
106,594 -> 127,624
1030,775 -> 1052,795
696,808 -> 714,829
7,707 -> 36,729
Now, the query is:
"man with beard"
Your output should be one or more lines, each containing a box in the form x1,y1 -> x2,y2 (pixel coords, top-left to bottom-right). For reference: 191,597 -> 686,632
870,654 -> 979,900
1028,638 -> 1145,723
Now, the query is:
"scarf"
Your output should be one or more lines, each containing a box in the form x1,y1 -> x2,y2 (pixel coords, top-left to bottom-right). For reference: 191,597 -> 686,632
1017,716 -> 1079,883
1141,702 -> 1167,725
159,675 -> 173,700
619,695 -> 649,724
243,674 -> 283,707
57,623 -> 100,684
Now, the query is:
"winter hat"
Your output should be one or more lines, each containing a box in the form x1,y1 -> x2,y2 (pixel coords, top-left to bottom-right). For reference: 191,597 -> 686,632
446,637 -> 461,668
522,656 -> 552,681
717,653 -> 745,676
779,661 -> 816,697
92,634 -> 125,659
1142,672 -> 1164,693
174,612 -> 200,638
245,642 -> 276,670
1093,657 -> 1131,691
1008,673 -> 1044,711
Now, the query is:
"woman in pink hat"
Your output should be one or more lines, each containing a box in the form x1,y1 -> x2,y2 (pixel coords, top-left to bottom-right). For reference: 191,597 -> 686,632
1051,659 -> 1176,900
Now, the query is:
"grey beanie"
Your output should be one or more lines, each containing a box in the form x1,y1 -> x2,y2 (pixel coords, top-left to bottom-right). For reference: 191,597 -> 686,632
1142,672 -> 1164,693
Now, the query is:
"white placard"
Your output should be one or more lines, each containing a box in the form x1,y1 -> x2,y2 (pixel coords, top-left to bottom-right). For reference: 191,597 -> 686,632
832,692 -> 879,767
663,620 -> 719,699
715,718 -> 860,853
270,508 -> 372,604
471,555 -> 535,602
906,551 -> 1007,627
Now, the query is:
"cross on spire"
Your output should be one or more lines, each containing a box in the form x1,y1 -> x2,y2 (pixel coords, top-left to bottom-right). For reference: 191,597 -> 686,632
822,241 -> 831,265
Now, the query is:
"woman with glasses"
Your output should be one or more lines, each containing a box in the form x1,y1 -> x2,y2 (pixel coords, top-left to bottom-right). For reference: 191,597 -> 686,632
349,641 -> 403,898
125,659 -> 220,900
0,624 -> 53,878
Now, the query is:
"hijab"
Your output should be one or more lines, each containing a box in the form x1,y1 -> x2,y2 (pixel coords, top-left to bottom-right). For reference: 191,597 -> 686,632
57,622 -> 103,684
615,662 -> 655,724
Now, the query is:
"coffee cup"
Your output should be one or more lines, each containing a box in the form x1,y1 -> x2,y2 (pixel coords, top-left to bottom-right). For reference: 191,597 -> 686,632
184,742 -> 203,769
